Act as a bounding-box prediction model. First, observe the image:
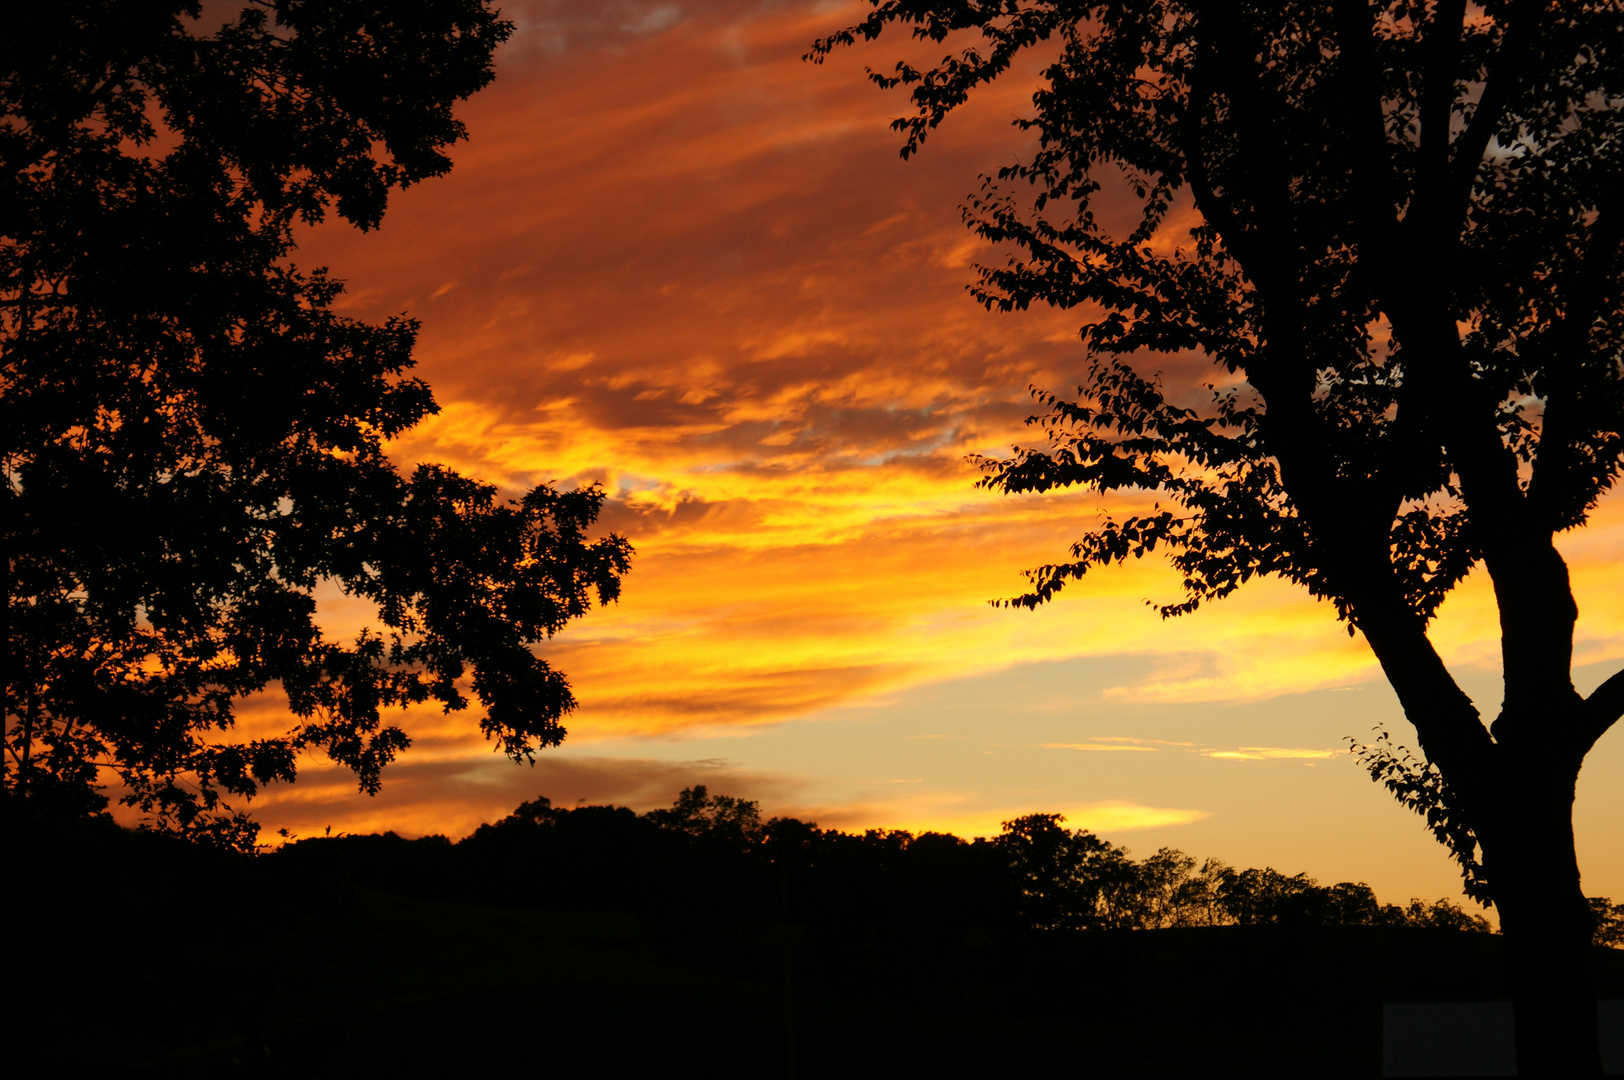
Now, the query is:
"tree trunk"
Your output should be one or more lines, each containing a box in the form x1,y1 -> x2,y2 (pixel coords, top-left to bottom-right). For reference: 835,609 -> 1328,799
1482,771 -> 1602,1077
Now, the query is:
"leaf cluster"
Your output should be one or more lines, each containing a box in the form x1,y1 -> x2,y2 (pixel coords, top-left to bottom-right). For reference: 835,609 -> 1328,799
1349,725 -> 1492,903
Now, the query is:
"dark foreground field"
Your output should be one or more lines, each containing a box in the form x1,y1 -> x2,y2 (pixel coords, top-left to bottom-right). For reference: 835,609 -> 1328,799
14,818 -> 1622,1078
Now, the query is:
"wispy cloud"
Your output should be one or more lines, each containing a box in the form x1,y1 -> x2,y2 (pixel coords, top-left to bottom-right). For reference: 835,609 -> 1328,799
1090,736 -> 1196,746
1038,743 -> 1159,752
1202,747 -> 1345,761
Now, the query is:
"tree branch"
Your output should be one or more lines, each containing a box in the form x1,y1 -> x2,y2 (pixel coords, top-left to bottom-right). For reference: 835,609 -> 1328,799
1331,0 -> 1405,273
1581,668 -> 1624,751
1329,0 -> 1447,517
1414,0 -> 1468,254
1445,2 -> 1535,215
1419,0 -> 1469,176
1529,198 -> 1624,528
1346,577 -> 1497,792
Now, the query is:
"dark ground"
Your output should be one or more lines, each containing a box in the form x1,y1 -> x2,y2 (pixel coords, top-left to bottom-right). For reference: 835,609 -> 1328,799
13,817 -> 1622,1078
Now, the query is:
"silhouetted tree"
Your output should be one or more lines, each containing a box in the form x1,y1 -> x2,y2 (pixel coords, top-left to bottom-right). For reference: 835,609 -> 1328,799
1131,846 -> 1198,928
1171,855 -> 1234,927
645,785 -> 765,852
1219,866 -> 1323,925
2,2 -> 632,846
1383,896 -> 1495,933
996,813 -> 1138,930
812,3 -> 1620,1072
461,799 -> 674,912
1321,881 -> 1383,927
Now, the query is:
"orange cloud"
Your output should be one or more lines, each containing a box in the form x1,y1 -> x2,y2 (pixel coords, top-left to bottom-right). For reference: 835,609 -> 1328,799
237,0 -> 1624,848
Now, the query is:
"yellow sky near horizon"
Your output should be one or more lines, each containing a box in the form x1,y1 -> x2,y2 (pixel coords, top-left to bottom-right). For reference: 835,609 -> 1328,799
209,0 -> 1623,904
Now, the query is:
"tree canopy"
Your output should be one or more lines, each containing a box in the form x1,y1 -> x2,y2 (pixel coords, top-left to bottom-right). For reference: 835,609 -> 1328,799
812,1 -> 1621,1072
2,1 -> 631,847
283,788 -> 1501,935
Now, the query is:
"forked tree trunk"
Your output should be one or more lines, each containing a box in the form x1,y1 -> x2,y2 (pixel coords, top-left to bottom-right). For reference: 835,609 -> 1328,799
1481,766 -> 1602,1077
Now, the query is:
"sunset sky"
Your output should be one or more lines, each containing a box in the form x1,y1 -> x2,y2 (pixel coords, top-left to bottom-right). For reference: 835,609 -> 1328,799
240,0 -> 1622,906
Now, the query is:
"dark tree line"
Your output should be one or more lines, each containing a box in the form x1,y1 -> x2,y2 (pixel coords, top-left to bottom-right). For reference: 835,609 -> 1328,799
20,793 -> 1612,1076
276,787 -> 1523,940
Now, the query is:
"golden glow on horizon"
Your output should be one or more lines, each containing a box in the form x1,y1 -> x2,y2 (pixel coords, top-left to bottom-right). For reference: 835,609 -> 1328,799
879,800 -> 1213,840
